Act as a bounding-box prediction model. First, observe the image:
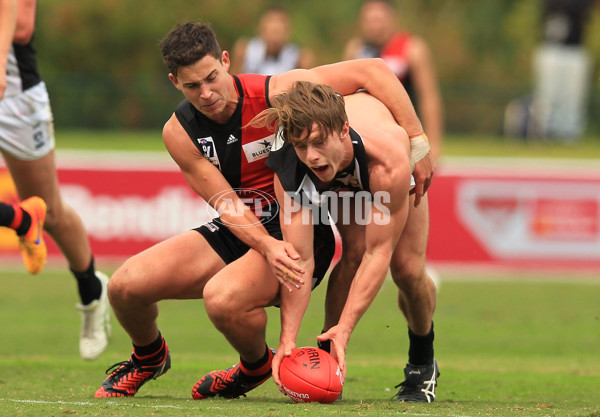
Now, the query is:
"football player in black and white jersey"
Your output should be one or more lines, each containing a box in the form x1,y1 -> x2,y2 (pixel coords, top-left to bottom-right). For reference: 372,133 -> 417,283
257,81 -> 439,402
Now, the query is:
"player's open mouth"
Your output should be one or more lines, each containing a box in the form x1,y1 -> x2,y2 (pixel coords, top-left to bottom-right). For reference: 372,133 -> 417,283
311,165 -> 328,174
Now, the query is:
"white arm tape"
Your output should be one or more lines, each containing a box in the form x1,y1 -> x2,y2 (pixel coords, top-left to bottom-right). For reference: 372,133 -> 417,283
409,134 -> 430,172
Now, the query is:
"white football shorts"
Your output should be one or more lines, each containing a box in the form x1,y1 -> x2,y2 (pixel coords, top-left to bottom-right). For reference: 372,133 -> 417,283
0,81 -> 56,161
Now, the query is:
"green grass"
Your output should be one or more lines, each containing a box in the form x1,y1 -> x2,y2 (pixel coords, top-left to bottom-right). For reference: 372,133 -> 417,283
1,266 -> 598,417
54,129 -> 600,159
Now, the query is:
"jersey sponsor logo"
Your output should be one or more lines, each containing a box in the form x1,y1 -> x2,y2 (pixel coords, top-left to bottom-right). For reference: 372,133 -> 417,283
242,134 -> 275,163
196,137 -> 221,169
204,222 -> 220,232
226,134 -> 239,145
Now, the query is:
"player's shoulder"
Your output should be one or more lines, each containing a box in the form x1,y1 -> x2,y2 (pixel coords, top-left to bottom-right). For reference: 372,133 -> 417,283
162,113 -> 186,141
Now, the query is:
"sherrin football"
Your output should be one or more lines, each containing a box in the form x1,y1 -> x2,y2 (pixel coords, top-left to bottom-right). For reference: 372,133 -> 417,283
279,347 -> 344,403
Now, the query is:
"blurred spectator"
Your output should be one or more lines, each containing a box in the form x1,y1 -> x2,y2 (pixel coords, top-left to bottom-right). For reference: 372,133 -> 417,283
531,0 -> 596,140
230,6 -> 315,75
344,0 -> 443,161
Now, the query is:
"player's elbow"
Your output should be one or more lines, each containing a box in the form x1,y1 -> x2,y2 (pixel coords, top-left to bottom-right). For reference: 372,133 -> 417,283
13,27 -> 34,44
364,58 -> 391,78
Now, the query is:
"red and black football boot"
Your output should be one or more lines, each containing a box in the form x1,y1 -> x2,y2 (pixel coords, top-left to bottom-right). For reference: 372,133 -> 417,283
95,348 -> 171,398
191,362 -> 272,400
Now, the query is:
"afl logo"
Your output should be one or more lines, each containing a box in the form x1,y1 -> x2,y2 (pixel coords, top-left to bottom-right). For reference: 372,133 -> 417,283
206,188 -> 279,228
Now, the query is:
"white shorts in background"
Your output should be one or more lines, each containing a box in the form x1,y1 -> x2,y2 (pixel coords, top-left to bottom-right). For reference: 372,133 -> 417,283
0,81 -> 56,161
533,44 -> 591,139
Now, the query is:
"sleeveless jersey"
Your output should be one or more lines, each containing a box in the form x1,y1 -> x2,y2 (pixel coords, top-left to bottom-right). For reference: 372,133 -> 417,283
266,128 -> 371,207
242,38 -> 301,75
174,74 -> 277,211
4,39 -> 42,97
357,32 -> 415,101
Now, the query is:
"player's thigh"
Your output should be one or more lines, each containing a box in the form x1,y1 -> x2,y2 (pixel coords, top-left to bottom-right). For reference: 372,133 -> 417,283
204,249 -> 281,312
390,194 -> 429,279
111,230 -> 227,302
335,198 -> 366,258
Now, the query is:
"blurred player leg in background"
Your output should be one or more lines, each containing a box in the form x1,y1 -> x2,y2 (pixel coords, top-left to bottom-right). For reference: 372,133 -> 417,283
1,0 -> 110,360
0,197 -> 47,274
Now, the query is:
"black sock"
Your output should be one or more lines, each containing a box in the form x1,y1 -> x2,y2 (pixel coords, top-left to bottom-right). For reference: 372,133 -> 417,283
4,206 -> 31,236
71,257 -> 102,305
317,329 -> 331,353
15,210 -> 31,236
0,204 -> 15,227
408,322 -> 435,366
133,332 -> 167,366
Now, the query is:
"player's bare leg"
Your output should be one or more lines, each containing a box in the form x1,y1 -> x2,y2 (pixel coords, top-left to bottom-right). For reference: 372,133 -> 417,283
390,195 -> 435,334
192,250 -> 280,399
204,249 -> 280,359
3,149 -> 111,360
109,230 -> 226,345
95,230 -> 226,398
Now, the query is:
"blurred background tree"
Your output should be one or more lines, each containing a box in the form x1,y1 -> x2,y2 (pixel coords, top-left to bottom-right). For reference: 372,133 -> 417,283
35,0 -> 600,134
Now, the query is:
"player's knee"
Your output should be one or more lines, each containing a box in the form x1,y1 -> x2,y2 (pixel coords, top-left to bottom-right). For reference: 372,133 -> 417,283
40,202 -> 63,232
107,261 -> 145,306
336,249 -> 362,275
390,258 -> 424,291
203,281 -> 235,325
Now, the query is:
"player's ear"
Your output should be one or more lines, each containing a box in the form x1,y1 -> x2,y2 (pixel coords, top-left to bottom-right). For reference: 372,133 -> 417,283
168,73 -> 181,90
222,51 -> 231,71
340,122 -> 350,141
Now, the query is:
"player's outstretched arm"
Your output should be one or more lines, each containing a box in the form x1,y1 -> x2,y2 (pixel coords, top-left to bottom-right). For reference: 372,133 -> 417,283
318,151 -> 411,377
270,58 -> 422,137
272,176 -> 316,393
270,58 -> 434,199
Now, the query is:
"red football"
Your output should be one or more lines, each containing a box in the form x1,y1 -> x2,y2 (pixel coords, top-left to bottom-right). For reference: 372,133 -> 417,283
279,347 -> 344,403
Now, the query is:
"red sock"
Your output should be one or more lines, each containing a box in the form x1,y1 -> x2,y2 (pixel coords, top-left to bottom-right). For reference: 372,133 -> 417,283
239,347 -> 273,377
9,204 -> 23,230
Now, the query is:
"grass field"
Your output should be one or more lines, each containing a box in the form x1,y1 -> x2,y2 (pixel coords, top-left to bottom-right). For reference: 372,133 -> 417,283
1,266 -> 598,417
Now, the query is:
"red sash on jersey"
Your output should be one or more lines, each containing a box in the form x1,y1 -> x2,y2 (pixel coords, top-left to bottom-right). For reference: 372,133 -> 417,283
380,32 -> 412,82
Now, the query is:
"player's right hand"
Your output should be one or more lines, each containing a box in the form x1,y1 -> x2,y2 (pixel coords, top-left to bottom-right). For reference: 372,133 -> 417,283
263,238 -> 305,292
272,340 -> 297,394
412,152 -> 435,207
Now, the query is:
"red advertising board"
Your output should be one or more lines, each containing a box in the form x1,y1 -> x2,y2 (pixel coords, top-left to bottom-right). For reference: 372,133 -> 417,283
0,151 -> 215,262
2,153 -> 599,272
427,158 -> 600,271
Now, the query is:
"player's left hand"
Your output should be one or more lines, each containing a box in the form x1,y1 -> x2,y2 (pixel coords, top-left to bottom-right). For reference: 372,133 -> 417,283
317,326 -> 350,379
272,341 -> 297,394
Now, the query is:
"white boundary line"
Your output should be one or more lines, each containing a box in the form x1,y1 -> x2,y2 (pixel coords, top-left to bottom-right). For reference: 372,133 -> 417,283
0,398 -> 224,411
0,398 -> 477,417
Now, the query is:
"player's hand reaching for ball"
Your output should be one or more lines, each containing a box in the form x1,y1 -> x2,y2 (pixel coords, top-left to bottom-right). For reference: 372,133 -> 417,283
317,325 -> 351,379
272,340 -> 297,394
